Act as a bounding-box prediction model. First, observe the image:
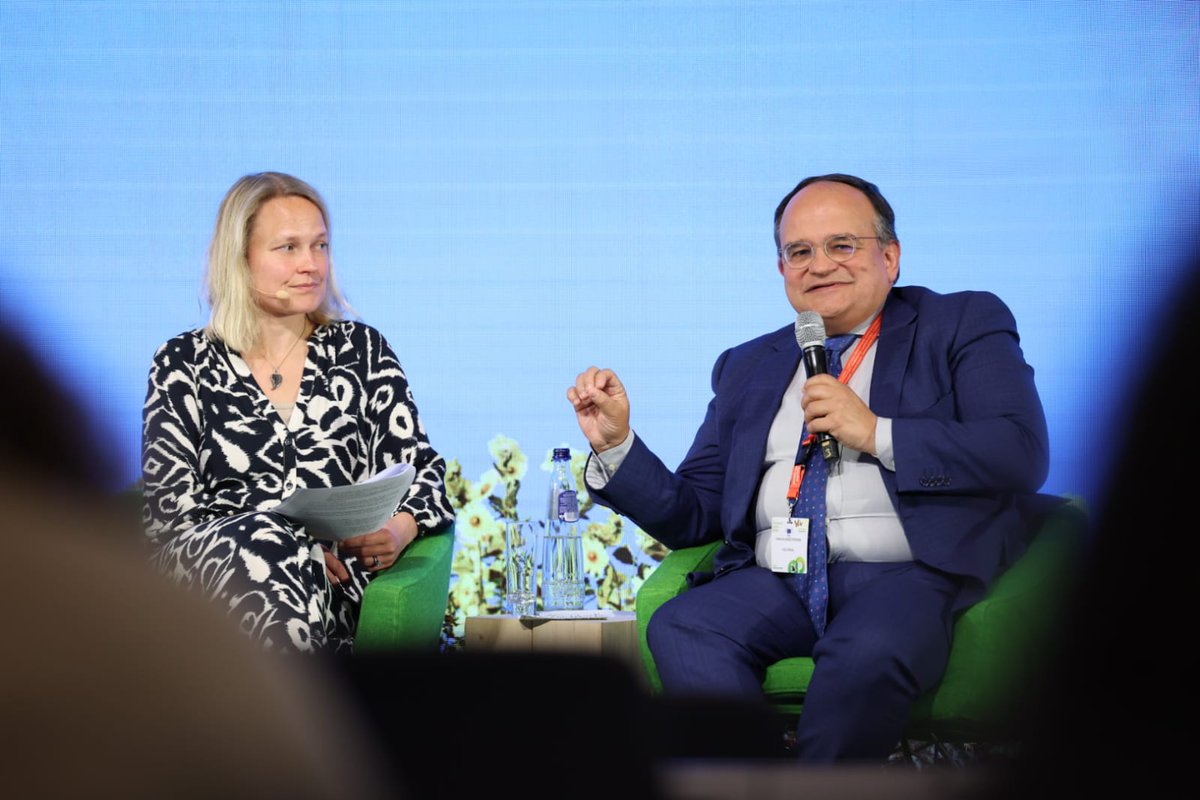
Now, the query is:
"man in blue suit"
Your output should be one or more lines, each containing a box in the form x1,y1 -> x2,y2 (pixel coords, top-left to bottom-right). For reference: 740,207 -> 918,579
567,173 -> 1050,762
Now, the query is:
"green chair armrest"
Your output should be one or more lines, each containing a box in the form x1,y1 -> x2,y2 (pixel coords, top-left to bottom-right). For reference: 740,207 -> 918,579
636,540 -> 721,694
355,523 -> 455,653
907,498 -> 1088,739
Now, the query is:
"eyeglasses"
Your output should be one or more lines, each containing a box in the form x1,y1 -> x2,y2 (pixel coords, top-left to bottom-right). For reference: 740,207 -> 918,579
779,234 -> 881,270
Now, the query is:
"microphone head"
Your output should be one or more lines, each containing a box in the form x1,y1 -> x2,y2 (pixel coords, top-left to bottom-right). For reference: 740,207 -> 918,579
253,286 -> 291,301
794,311 -> 826,350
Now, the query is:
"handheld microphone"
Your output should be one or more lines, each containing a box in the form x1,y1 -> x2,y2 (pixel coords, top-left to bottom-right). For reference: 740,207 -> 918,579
793,311 -> 840,464
254,286 -> 291,300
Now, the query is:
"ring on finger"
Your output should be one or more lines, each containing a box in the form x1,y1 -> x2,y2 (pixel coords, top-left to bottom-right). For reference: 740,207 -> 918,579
372,555 -> 381,567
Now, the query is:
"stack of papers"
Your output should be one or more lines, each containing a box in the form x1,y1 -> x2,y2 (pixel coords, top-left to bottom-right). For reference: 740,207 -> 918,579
271,463 -> 415,540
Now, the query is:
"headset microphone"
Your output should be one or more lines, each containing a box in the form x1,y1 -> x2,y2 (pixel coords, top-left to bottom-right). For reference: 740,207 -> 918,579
254,286 -> 291,300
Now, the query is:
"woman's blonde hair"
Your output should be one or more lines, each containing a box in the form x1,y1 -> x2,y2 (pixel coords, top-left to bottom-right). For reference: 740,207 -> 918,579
204,172 -> 353,352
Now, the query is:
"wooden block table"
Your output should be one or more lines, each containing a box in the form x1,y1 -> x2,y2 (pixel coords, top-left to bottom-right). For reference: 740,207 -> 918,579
464,611 -> 644,687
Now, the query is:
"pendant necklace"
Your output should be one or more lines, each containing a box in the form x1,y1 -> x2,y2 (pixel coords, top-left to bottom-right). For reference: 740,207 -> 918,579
266,322 -> 308,391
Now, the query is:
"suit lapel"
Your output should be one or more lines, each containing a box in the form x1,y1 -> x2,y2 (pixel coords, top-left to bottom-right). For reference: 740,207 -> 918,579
871,290 -> 917,419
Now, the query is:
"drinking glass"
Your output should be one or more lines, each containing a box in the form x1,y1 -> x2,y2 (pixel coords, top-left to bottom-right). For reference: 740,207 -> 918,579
504,520 -> 539,616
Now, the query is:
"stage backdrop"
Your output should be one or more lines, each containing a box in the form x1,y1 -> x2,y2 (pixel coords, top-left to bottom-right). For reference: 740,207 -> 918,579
2,1 -> 1197,641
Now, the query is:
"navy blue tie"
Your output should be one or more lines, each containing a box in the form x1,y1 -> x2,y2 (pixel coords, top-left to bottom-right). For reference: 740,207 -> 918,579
792,333 -> 856,637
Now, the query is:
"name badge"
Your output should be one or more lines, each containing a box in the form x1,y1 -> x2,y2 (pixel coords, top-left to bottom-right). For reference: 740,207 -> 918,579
755,516 -> 810,574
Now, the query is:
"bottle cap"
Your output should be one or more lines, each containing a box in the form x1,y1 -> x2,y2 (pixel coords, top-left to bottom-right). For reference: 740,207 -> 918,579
553,447 -> 570,460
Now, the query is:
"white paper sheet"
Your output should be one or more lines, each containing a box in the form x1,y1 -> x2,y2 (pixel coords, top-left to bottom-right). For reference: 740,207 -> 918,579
271,462 -> 415,540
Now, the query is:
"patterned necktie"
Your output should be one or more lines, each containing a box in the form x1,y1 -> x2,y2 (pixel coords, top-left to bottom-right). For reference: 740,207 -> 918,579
792,333 -> 857,637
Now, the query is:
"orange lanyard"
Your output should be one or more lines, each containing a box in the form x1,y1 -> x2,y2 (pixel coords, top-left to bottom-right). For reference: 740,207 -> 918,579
785,313 -> 883,504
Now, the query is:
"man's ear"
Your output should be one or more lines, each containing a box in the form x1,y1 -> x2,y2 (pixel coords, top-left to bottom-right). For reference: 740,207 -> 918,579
884,240 -> 901,284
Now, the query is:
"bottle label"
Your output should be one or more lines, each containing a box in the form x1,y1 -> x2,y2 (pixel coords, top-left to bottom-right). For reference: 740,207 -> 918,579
557,489 -> 579,522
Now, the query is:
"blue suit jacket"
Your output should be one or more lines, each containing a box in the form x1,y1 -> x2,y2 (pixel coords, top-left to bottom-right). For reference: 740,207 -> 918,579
591,285 -> 1051,608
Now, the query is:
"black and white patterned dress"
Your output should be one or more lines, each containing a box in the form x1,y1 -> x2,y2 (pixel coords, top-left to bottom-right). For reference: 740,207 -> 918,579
141,320 -> 453,653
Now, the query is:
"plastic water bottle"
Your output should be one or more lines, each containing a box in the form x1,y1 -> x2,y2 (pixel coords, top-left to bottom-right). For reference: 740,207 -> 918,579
542,447 -> 584,610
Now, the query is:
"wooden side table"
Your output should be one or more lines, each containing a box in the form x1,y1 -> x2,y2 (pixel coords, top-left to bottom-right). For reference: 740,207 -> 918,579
464,611 -> 645,687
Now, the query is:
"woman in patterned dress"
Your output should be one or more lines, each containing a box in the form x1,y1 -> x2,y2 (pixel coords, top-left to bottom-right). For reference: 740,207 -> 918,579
141,172 -> 454,653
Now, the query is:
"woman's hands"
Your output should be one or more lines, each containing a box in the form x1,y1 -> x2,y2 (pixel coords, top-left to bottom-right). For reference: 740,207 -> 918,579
334,511 -> 420,579
322,546 -> 352,587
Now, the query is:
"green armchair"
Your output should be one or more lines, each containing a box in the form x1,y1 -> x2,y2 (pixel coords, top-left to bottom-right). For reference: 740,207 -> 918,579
635,496 -> 1088,751
355,524 -> 455,652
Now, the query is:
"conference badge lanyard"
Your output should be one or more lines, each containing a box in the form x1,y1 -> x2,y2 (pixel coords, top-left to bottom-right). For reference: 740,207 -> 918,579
765,313 -> 883,574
